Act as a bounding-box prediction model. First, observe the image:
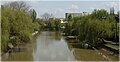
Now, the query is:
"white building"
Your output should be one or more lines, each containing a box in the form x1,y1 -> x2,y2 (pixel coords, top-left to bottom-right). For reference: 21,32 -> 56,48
65,12 -> 88,21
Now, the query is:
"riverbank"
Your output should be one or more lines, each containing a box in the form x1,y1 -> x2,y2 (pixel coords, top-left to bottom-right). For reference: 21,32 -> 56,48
2,31 -> 119,61
2,31 -> 75,61
2,42 -> 35,61
67,43 -> 119,61
1,31 -> 40,61
65,38 -> 119,61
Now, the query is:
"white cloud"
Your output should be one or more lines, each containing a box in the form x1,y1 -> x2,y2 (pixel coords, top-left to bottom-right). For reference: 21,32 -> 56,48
102,1 -> 119,14
46,4 -> 81,18
54,8 -> 65,18
58,8 -> 64,12
90,7 -> 104,10
104,2 -> 118,7
71,4 -> 79,9
91,7 -> 95,10
66,4 -> 80,13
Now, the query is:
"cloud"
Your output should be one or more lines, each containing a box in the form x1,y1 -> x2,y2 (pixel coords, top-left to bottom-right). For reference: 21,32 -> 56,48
58,8 -> 64,12
71,4 -> 79,9
43,4 -> 81,18
54,8 -> 65,18
90,7 -> 103,10
66,4 -> 80,13
102,1 -> 119,14
104,2 -> 118,7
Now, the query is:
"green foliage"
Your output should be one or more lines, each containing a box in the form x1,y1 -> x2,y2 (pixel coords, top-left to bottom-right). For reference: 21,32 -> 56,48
68,14 -> 72,21
64,9 -> 118,46
91,9 -> 109,20
18,30 -> 33,43
48,18 -> 55,30
65,15 -> 73,35
33,21 -> 41,31
1,8 -> 10,51
1,7 -> 34,51
30,9 -> 37,22
77,17 -> 112,46
48,18 -> 61,31
36,19 -> 45,30
54,19 -> 61,31
1,2 -> 44,52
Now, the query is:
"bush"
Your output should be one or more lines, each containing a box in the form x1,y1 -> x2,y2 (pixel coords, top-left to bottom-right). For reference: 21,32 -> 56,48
64,9 -> 118,46
77,17 -> 113,46
48,18 -> 61,31
1,9 -> 10,51
1,7 -> 34,51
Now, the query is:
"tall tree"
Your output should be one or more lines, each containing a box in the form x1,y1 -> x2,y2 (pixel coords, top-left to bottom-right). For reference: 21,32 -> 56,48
1,2 -> 34,51
110,7 -> 114,15
91,9 -> 109,20
29,9 -> 37,22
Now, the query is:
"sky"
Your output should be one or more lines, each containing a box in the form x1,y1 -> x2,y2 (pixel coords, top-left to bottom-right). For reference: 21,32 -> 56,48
1,0 -> 120,18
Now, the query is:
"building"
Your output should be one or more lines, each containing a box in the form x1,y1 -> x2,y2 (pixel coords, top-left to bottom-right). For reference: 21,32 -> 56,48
82,12 -> 88,16
65,12 -> 88,21
65,13 -> 82,20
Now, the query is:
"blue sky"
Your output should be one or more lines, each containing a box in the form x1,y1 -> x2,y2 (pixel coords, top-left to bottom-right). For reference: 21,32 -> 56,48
1,0 -> 120,18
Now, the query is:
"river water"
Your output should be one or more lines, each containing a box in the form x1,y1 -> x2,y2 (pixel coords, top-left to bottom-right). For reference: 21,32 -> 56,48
2,31 -> 119,61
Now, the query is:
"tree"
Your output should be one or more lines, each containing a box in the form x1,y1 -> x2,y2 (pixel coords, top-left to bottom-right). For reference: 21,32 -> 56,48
41,13 -> 54,21
1,2 -> 34,51
77,17 -> 113,46
29,9 -> 37,22
47,18 -> 61,31
64,10 -> 115,47
1,11 -> 10,51
3,1 -> 30,12
64,14 -> 74,35
68,14 -> 72,21
91,9 -> 109,20
110,7 -> 114,15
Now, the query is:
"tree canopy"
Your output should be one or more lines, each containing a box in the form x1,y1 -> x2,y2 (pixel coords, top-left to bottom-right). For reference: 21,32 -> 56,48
1,1 -> 44,51
64,9 -> 119,46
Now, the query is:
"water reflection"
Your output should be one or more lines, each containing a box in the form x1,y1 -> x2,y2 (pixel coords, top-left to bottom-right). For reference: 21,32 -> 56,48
3,31 -> 118,61
33,31 -> 75,61
3,43 -> 34,61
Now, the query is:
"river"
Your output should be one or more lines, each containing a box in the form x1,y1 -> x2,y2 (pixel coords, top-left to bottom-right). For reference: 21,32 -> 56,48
2,31 -> 119,61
